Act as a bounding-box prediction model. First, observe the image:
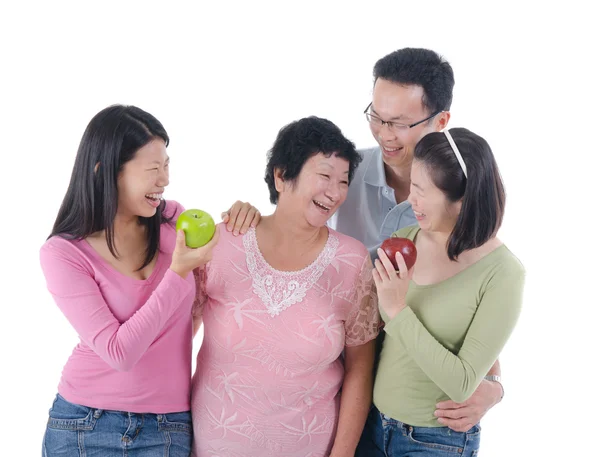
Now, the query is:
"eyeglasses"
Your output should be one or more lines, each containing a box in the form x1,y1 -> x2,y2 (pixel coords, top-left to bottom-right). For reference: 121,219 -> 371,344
364,102 -> 441,133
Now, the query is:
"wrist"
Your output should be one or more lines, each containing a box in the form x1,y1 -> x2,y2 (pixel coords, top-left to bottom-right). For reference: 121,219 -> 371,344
169,264 -> 189,279
386,300 -> 407,320
484,375 -> 504,403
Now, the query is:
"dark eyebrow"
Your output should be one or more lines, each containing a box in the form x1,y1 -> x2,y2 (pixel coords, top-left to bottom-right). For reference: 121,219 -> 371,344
371,106 -> 410,122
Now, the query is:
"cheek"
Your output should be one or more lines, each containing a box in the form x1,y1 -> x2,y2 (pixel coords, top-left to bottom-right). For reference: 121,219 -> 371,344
118,174 -> 151,201
338,186 -> 349,203
304,176 -> 327,196
433,201 -> 451,220
116,177 -> 130,200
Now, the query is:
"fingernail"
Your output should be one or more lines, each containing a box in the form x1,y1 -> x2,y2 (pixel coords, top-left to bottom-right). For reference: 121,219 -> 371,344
234,230 -> 239,236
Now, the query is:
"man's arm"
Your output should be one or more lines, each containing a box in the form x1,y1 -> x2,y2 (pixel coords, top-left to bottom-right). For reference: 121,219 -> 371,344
434,359 -> 504,432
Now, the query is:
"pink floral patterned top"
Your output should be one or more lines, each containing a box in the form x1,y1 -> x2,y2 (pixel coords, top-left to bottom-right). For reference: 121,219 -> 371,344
190,224 -> 379,457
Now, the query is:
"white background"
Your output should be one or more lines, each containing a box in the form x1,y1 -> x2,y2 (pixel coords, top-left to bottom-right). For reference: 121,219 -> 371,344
1,1 -> 598,455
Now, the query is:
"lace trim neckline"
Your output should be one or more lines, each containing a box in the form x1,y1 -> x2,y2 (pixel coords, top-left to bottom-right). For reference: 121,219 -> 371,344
243,227 -> 339,317
243,227 -> 338,276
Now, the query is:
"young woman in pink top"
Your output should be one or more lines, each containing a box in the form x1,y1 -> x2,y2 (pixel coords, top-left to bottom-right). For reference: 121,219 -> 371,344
40,105 -> 258,457
190,116 -> 381,457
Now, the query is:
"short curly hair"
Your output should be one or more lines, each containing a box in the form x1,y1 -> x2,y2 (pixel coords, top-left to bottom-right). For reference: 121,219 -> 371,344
264,117 -> 361,204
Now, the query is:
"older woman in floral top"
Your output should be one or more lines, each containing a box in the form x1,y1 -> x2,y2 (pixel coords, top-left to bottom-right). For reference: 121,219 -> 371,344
190,116 -> 380,457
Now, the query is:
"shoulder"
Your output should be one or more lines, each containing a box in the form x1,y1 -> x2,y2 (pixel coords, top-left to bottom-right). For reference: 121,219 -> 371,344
338,147 -> 380,212
357,146 -> 379,161
494,245 -> 526,277
391,224 -> 420,241
41,235 -> 81,258
40,235 -> 92,274
162,199 -> 185,220
329,228 -> 370,264
480,244 -> 526,290
216,221 -> 237,243
212,223 -> 241,256
352,147 -> 379,179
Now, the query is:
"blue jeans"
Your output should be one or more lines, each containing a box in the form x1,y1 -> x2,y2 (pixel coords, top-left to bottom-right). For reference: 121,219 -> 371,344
355,404 -> 480,457
42,394 -> 192,457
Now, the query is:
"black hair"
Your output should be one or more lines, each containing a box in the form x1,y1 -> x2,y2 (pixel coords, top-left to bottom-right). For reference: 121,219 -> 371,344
374,47 -> 455,114
49,104 -> 173,270
265,116 -> 361,204
414,127 -> 505,260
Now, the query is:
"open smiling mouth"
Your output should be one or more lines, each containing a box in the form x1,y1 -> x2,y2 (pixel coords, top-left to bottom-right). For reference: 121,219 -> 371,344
145,193 -> 163,207
313,200 -> 331,212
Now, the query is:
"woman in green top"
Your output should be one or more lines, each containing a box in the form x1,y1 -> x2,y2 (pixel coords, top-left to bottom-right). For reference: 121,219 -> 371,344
355,128 -> 525,456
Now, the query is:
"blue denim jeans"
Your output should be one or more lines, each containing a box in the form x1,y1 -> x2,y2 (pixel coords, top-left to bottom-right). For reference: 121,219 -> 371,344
42,394 -> 192,457
355,404 -> 480,457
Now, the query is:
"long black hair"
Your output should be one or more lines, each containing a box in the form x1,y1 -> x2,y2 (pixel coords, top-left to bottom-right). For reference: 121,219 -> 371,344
49,104 -> 174,270
414,127 -> 505,260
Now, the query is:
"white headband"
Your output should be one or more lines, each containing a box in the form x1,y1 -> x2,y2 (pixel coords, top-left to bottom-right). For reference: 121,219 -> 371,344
443,129 -> 468,178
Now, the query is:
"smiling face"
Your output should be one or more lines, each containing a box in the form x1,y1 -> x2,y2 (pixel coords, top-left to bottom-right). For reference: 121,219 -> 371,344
408,159 -> 462,233
116,138 -> 170,220
370,78 -> 445,170
275,153 -> 350,228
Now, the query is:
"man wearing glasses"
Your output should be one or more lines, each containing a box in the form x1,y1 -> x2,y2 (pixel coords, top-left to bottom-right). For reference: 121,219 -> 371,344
328,48 -> 451,262
327,47 -> 504,437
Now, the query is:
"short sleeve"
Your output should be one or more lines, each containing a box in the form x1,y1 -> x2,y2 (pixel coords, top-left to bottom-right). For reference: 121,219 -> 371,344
192,266 -> 208,318
345,254 -> 380,346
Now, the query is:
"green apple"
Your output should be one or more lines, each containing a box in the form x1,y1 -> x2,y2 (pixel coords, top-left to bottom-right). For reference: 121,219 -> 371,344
176,209 -> 216,248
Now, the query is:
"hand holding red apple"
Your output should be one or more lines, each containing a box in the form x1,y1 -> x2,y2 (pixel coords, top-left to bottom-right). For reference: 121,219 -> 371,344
373,236 -> 417,320
380,237 -> 417,270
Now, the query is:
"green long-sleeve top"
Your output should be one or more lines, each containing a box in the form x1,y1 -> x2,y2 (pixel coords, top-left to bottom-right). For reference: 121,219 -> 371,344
373,225 -> 525,427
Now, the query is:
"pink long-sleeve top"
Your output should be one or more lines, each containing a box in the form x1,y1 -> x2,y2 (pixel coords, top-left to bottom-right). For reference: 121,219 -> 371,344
39,200 -> 195,413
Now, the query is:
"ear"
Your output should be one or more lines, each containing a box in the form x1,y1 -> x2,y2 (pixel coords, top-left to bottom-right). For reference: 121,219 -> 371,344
94,162 -> 100,173
435,111 -> 451,131
274,167 -> 286,192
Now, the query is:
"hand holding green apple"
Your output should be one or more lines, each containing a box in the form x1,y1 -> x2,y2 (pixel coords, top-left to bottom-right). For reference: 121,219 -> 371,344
176,209 -> 216,248
170,209 -> 219,279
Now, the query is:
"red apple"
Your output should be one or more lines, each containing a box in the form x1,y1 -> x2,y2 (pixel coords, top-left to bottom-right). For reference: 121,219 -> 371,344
380,237 -> 417,270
